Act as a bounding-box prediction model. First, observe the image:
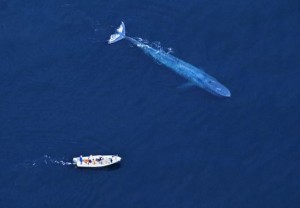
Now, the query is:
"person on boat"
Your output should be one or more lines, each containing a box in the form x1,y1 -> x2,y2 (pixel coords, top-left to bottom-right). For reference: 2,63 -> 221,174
79,155 -> 83,164
88,155 -> 93,164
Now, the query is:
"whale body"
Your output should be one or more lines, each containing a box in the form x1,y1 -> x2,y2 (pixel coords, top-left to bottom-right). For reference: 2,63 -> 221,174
108,22 -> 231,97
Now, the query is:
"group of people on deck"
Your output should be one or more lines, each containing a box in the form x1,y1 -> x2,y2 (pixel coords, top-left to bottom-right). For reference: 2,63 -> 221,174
79,155 -> 104,165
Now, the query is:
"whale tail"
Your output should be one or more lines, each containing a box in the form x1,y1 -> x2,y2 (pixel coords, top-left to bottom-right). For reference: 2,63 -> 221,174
108,22 -> 126,44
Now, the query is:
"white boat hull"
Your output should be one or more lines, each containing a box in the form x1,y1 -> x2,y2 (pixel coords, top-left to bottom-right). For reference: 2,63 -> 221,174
73,155 -> 121,168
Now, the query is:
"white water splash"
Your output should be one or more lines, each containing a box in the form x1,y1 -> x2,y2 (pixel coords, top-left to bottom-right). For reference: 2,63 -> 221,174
167,47 -> 174,54
136,37 -> 174,54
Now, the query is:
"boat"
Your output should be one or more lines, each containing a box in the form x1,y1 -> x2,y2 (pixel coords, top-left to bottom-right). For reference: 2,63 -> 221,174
73,155 -> 122,168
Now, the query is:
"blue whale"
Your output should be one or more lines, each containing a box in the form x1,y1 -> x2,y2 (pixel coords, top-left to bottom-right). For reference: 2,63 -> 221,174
108,22 -> 231,97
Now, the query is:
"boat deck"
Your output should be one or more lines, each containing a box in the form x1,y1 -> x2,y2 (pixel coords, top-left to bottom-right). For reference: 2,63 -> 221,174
73,155 -> 121,168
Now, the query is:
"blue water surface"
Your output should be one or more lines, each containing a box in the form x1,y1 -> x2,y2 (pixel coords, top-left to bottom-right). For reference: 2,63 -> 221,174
0,0 -> 299,207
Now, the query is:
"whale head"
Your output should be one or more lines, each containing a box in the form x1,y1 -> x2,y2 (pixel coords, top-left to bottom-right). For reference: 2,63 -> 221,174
204,79 -> 231,97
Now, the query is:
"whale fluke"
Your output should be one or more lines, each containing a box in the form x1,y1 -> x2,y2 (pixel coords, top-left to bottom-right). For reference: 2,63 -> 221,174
108,22 -> 126,44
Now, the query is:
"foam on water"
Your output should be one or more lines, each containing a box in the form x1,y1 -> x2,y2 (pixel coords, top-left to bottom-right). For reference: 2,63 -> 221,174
12,155 -> 73,170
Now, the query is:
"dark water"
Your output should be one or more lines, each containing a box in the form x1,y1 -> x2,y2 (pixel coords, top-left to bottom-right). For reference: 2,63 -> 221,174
0,0 -> 299,207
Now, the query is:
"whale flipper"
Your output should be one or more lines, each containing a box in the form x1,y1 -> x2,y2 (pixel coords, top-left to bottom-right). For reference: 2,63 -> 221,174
177,82 -> 196,90
108,22 -> 126,44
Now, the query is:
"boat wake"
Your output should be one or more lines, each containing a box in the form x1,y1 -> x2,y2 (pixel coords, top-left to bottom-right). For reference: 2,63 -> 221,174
41,155 -> 73,166
13,155 -> 73,170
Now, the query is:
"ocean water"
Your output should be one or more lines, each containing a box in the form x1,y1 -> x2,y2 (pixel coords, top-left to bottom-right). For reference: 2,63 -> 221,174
0,0 -> 299,207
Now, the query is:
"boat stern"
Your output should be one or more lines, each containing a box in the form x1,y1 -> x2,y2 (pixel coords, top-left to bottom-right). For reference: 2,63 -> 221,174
73,157 -> 78,164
